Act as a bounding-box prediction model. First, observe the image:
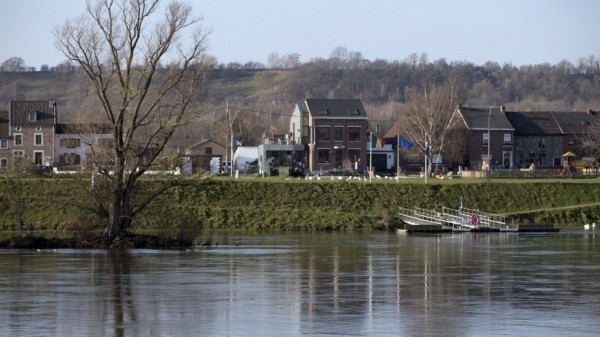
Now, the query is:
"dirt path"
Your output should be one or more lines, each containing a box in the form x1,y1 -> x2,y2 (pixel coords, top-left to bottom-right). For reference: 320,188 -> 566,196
501,202 -> 600,216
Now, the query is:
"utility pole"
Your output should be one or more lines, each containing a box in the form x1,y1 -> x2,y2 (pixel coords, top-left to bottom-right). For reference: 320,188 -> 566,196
487,107 -> 491,177
369,131 -> 373,183
224,101 -> 229,176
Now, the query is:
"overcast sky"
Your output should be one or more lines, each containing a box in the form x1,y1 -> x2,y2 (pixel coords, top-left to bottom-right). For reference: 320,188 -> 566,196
1,0 -> 598,70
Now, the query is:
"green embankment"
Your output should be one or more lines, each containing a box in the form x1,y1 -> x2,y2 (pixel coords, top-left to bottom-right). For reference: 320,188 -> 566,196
1,177 -> 599,232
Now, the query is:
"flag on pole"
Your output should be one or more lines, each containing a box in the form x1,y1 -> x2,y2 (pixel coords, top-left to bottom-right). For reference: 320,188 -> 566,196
232,137 -> 242,146
398,135 -> 413,149
376,137 -> 383,148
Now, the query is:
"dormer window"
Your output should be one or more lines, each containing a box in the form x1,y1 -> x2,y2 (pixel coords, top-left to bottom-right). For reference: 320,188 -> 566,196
318,108 -> 330,115
29,110 -> 37,122
348,108 -> 360,115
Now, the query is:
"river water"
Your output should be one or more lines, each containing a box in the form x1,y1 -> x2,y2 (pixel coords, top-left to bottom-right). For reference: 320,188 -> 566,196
0,231 -> 598,337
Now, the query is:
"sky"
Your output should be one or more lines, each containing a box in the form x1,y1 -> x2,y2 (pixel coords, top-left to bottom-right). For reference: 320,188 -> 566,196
0,0 -> 598,70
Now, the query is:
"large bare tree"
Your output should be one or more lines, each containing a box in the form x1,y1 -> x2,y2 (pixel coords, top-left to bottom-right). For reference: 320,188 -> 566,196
401,83 -> 461,173
55,0 -> 210,242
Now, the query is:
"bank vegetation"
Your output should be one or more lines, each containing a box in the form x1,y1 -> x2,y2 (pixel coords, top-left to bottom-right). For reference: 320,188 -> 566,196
1,176 -> 599,238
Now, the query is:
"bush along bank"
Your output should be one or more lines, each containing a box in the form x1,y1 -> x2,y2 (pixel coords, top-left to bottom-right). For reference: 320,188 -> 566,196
1,177 -> 600,233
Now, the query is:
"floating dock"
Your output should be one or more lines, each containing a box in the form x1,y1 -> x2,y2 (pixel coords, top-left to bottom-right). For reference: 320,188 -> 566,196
398,206 -> 558,233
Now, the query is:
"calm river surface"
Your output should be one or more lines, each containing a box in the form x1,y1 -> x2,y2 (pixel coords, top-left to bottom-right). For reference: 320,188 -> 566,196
0,231 -> 599,337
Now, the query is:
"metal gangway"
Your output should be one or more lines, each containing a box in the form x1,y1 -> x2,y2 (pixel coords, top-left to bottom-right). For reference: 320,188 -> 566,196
398,207 -> 469,231
444,206 -> 507,230
398,206 -> 510,232
398,207 -> 442,226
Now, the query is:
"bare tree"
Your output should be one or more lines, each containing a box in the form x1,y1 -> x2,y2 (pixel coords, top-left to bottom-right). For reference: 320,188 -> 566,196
267,52 -> 281,69
55,0 -> 210,243
1,57 -> 26,72
584,110 -> 600,159
401,83 -> 460,173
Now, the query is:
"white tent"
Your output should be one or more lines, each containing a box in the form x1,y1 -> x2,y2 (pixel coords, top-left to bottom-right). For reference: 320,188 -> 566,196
233,146 -> 259,171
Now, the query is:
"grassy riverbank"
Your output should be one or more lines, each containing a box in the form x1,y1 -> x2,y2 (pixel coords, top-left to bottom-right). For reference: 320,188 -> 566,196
1,175 -> 599,233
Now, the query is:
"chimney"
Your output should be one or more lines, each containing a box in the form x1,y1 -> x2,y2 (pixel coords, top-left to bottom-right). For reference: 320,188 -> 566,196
500,106 -> 506,113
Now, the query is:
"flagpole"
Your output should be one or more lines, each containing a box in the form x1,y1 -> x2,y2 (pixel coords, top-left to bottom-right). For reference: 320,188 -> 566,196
424,138 -> 428,184
397,134 -> 400,177
228,102 -> 233,177
225,101 -> 229,176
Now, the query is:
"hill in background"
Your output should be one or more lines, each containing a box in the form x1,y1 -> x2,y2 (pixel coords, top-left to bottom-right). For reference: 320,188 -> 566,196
1,57 -> 599,147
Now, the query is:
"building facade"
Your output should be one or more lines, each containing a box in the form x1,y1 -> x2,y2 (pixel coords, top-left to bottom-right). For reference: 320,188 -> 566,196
0,100 -> 57,170
290,98 -> 369,173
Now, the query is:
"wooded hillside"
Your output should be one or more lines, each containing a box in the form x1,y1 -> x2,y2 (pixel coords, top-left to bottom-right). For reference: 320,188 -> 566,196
1,54 -> 599,148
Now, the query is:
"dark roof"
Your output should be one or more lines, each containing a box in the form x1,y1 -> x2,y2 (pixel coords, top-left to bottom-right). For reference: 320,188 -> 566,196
384,120 -> 403,139
505,111 -> 596,135
0,111 -> 9,138
304,99 -> 368,119
10,100 -> 56,125
56,123 -> 112,135
552,111 -> 596,134
458,106 -> 514,130
186,138 -> 225,149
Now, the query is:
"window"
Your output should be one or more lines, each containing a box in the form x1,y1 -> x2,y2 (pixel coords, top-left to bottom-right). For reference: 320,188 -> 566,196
15,126 -> 21,132
568,139 -> 576,146
483,133 -> 489,145
0,139 -> 7,149
59,153 -> 81,165
348,108 -> 360,115
334,127 -> 343,141
34,133 -> 43,146
538,137 -> 546,150
60,138 -> 81,148
14,134 -> 22,146
318,108 -> 330,115
13,150 -> 24,157
348,127 -> 361,141
205,147 -> 213,155
317,127 -> 330,141
29,111 -> 37,122
503,133 -> 512,145
0,158 -> 6,168
317,149 -> 329,163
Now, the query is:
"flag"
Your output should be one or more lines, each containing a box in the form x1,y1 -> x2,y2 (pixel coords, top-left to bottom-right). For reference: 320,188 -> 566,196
424,137 -> 430,156
232,137 -> 242,146
398,135 -> 413,149
376,138 -> 383,148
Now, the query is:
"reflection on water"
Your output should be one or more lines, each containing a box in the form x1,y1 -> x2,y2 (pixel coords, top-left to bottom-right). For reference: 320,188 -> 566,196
0,231 -> 599,336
